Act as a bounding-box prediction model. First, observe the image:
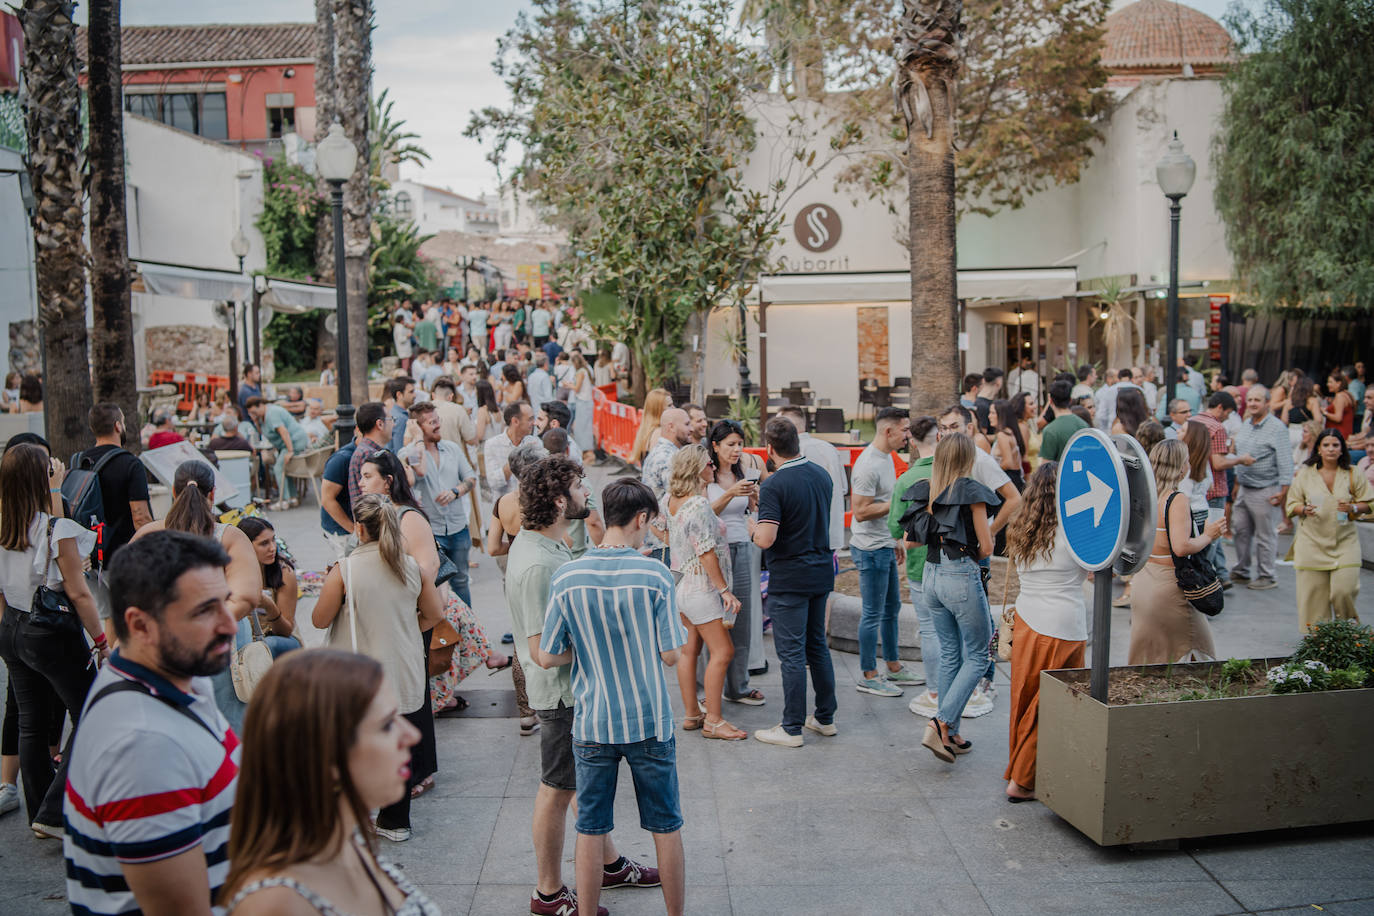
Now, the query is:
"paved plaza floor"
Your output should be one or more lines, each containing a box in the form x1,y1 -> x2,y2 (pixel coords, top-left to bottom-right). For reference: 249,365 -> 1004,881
2,462 -> 1372,915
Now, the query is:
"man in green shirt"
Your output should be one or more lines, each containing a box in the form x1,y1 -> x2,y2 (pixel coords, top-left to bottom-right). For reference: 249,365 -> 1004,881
245,396 -> 310,508
1039,378 -> 1089,462
887,416 -> 939,717
506,456 -> 657,915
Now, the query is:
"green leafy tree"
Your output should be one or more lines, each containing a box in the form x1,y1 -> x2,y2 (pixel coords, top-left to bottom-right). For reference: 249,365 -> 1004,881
369,87 -> 430,208
1213,0 -> 1374,311
257,158 -> 325,279
469,0 -> 834,401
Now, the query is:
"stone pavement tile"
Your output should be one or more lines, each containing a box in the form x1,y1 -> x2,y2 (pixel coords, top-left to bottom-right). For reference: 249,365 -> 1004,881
1219,881 -> 1374,913
1188,833 -> 1374,882
385,795 -> 502,886
428,718 -> 523,798
728,881 -> 992,916
2,888 -> 69,915
410,884 -> 476,914
710,742 -> 927,803
927,802 -> 1211,883
716,794 -> 966,886
976,879 -> 1240,915
1251,901 -> 1374,916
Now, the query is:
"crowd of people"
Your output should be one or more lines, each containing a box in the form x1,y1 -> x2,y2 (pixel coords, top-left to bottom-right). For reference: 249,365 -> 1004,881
0,334 -> 1369,915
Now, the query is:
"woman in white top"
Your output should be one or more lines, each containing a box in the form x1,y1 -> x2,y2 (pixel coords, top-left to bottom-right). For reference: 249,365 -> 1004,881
705,420 -> 767,707
1002,462 -> 1086,803
665,445 -> 744,741
563,351 -> 597,463
1180,420 -> 1213,533
222,650 -> 439,916
0,442 -> 105,835
313,495 -> 443,842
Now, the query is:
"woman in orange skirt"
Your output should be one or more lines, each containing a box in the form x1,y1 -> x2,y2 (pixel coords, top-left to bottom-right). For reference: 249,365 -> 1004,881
1003,463 -> 1087,802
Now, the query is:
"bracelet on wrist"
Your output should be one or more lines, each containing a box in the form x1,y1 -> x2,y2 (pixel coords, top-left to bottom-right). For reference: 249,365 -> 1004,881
50,487 -> 61,494
93,633 -> 108,647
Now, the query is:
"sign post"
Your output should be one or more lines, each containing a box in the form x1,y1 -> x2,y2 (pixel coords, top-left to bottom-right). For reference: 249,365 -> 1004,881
1056,429 -> 1156,702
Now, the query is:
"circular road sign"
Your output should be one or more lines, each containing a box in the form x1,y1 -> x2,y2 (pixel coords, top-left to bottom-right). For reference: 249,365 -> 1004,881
1056,428 -> 1130,572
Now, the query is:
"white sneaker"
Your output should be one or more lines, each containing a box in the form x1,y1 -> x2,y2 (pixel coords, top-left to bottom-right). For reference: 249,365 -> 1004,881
962,688 -> 994,719
753,724 -> 803,748
31,821 -> 64,840
0,783 -> 17,817
375,825 -> 411,842
908,690 -> 939,719
803,716 -> 837,737
978,677 -> 998,702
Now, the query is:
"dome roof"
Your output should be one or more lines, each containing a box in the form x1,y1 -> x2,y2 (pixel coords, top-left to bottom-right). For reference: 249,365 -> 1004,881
1102,0 -> 1233,70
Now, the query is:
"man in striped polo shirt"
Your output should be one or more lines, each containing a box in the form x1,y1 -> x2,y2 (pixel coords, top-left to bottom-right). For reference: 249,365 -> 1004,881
64,531 -> 239,916
536,478 -> 688,916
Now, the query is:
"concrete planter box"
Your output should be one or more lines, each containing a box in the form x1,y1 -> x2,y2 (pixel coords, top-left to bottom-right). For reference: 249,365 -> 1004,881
1037,660 -> 1374,846
825,593 -> 922,661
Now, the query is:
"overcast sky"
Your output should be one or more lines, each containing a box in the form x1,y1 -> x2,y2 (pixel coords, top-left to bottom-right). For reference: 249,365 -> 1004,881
97,0 -> 1250,200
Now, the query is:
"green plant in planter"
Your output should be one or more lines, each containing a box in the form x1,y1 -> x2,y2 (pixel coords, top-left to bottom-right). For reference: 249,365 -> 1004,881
727,396 -> 760,446
1289,619 -> 1374,687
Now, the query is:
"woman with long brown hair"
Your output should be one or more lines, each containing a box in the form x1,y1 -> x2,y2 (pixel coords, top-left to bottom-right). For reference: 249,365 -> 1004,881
220,649 -> 438,914
1180,420 -> 1214,536
313,495 -> 444,843
630,388 -> 672,465
1003,461 -> 1086,803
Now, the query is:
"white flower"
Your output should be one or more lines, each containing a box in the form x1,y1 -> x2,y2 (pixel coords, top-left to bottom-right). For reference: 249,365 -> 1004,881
1295,671 -> 1313,686
1303,659 -> 1327,671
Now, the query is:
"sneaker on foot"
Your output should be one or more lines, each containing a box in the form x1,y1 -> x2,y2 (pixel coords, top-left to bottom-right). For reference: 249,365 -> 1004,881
753,724 -> 803,748
530,886 -> 608,916
884,666 -> 925,686
803,716 -> 837,737
602,856 -> 661,888
31,821 -> 63,840
1247,576 -> 1278,590
1229,571 -> 1251,583
908,690 -> 939,718
961,688 -> 994,719
856,676 -> 903,697
375,825 -> 411,842
0,783 -> 17,817
978,677 -> 998,702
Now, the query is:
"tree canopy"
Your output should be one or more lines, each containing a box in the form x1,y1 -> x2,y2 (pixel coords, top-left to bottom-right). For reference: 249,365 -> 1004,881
1212,0 -> 1374,311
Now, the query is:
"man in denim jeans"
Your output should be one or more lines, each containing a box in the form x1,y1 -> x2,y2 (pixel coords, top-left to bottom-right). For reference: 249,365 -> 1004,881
850,406 -> 922,697
536,478 -> 687,916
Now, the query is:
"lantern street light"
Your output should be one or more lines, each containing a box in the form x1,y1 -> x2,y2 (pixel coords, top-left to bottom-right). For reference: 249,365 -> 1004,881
1155,131 -> 1196,408
316,122 -> 359,441
230,228 -> 250,273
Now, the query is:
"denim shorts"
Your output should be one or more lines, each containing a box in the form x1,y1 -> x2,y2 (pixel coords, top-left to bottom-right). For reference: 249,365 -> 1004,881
572,735 -> 683,836
536,703 -> 576,792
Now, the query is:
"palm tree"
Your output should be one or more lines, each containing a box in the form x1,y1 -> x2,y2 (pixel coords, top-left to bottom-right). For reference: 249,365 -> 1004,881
333,0 -> 372,408
19,0 -> 93,459
312,0 -> 337,286
86,0 -> 138,439
896,0 -> 963,415
369,87 -> 430,209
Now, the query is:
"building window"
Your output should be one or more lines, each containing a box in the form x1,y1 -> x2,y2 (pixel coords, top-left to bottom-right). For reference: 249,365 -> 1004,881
164,93 -> 198,134
394,192 -> 412,216
266,92 -> 296,139
124,93 -> 160,120
201,92 -> 228,140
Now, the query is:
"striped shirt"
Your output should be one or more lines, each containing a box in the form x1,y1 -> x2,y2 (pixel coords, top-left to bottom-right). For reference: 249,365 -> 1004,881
1235,412 -> 1293,489
541,547 -> 687,744
64,652 -> 238,916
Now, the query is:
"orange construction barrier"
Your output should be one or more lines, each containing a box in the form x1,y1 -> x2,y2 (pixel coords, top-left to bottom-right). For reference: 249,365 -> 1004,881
744,444 -> 905,531
148,371 -> 230,413
594,396 -> 642,462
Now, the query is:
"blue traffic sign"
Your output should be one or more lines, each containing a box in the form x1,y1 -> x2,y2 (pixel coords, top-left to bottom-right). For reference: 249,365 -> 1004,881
1056,429 -> 1129,572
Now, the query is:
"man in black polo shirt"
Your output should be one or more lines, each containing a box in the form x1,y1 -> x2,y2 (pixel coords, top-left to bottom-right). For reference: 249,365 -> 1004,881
749,417 -> 837,748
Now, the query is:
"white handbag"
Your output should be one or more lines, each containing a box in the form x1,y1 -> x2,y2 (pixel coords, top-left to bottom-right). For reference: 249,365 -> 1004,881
230,609 -> 274,703
332,557 -> 360,653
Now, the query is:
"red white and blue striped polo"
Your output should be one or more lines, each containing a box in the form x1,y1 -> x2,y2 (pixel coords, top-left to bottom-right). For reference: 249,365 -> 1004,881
63,651 -> 239,916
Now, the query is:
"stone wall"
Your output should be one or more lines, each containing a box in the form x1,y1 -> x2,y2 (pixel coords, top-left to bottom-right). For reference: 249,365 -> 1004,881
8,320 -> 40,376
144,325 -> 229,376
856,306 -> 890,383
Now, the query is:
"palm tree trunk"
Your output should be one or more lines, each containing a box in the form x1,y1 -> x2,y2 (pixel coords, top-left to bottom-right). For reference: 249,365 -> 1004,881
20,0 -> 93,460
334,0 -> 372,407
898,0 -> 963,416
313,0 -> 337,284
87,0 -> 138,441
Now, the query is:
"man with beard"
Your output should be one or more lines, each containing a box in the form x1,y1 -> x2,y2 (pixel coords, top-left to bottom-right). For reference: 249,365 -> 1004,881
506,457 -> 658,915
63,531 -> 238,916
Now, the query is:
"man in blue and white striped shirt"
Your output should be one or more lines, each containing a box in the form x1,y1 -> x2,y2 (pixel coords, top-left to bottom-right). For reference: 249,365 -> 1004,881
537,478 -> 688,916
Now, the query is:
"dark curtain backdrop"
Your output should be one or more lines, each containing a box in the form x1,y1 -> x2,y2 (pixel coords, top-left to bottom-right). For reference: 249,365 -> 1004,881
1222,306 -> 1372,384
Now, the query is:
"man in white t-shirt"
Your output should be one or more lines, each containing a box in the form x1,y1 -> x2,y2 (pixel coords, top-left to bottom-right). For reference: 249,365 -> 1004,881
849,407 -> 923,698
467,303 -> 491,353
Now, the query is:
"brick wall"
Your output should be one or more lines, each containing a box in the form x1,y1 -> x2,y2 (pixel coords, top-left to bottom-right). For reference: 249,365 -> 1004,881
857,306 -> 889,383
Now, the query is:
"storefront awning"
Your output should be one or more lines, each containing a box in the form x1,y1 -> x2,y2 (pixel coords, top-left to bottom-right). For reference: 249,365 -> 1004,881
755,268 -> 1078,305
132,260 -> 335,314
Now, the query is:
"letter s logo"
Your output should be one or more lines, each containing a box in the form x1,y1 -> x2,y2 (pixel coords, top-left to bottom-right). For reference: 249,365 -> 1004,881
793,204 -> 841,253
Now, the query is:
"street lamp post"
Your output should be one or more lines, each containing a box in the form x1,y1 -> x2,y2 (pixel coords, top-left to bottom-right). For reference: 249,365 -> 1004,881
1155,131 -> 1196,408
317,123 -> 359,442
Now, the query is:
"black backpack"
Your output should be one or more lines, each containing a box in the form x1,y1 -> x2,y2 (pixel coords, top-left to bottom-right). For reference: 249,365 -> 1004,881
62,447 -> 127,568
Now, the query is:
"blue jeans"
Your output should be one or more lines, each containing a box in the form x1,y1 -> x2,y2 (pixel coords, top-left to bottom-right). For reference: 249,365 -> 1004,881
573,735 -> 682,835
769,591 -> 837,736
909,580 -> 939,686
435,528 -> 472,607
853,545 -> 901,674
924,558 -> 992,727
211,618 -> 302,733
1206,496 -> 1229,580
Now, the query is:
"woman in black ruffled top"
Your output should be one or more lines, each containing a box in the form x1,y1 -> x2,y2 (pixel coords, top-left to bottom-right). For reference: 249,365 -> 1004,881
899,433 -> 998,763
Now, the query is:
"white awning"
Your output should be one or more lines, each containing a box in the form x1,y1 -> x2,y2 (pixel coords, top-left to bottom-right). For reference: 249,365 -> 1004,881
755,268 -> 1078,305
133,261 -> 335,314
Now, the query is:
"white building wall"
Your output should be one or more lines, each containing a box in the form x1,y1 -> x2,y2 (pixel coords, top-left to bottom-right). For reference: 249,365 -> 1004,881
0,146 -> 36,374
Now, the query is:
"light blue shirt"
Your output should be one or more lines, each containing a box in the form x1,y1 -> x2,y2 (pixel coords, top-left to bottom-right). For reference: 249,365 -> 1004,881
541,548 -> 687,744
528,368 -> 555,408
400,440 -> 475,535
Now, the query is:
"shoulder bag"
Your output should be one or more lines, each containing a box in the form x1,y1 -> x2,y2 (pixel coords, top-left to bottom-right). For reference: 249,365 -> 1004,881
996,563 -> 1016,662
429,617 -> 461,678
28,517 -> 83,636
230,609 -> 274,702
1164,491 -> 1225,617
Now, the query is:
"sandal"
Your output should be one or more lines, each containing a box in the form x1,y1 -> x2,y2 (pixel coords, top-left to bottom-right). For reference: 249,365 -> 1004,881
410,775 -> 435,799
702,718 -> 747,741
726,689 -> 766,706
520,715 -> 540,737
682,713 -> 705,731
922,720 -> 956,763
486,653 -> 513,674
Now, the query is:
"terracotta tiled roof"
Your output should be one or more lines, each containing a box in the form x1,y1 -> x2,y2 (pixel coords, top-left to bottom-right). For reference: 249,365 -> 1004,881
1102,0 -> 1233,69
76,23 -> 315,67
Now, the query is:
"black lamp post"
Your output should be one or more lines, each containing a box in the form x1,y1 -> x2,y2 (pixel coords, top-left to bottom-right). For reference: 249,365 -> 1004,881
1156,131 -> 1196,408
317,123 -> 359,441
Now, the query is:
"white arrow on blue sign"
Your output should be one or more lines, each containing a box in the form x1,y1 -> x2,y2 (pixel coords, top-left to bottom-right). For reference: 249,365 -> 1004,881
1055,428 -> 1130,572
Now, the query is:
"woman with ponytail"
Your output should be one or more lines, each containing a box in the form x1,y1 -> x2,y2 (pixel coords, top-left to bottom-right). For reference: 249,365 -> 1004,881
131,460 -> 270,731
312,494 -> 444,843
